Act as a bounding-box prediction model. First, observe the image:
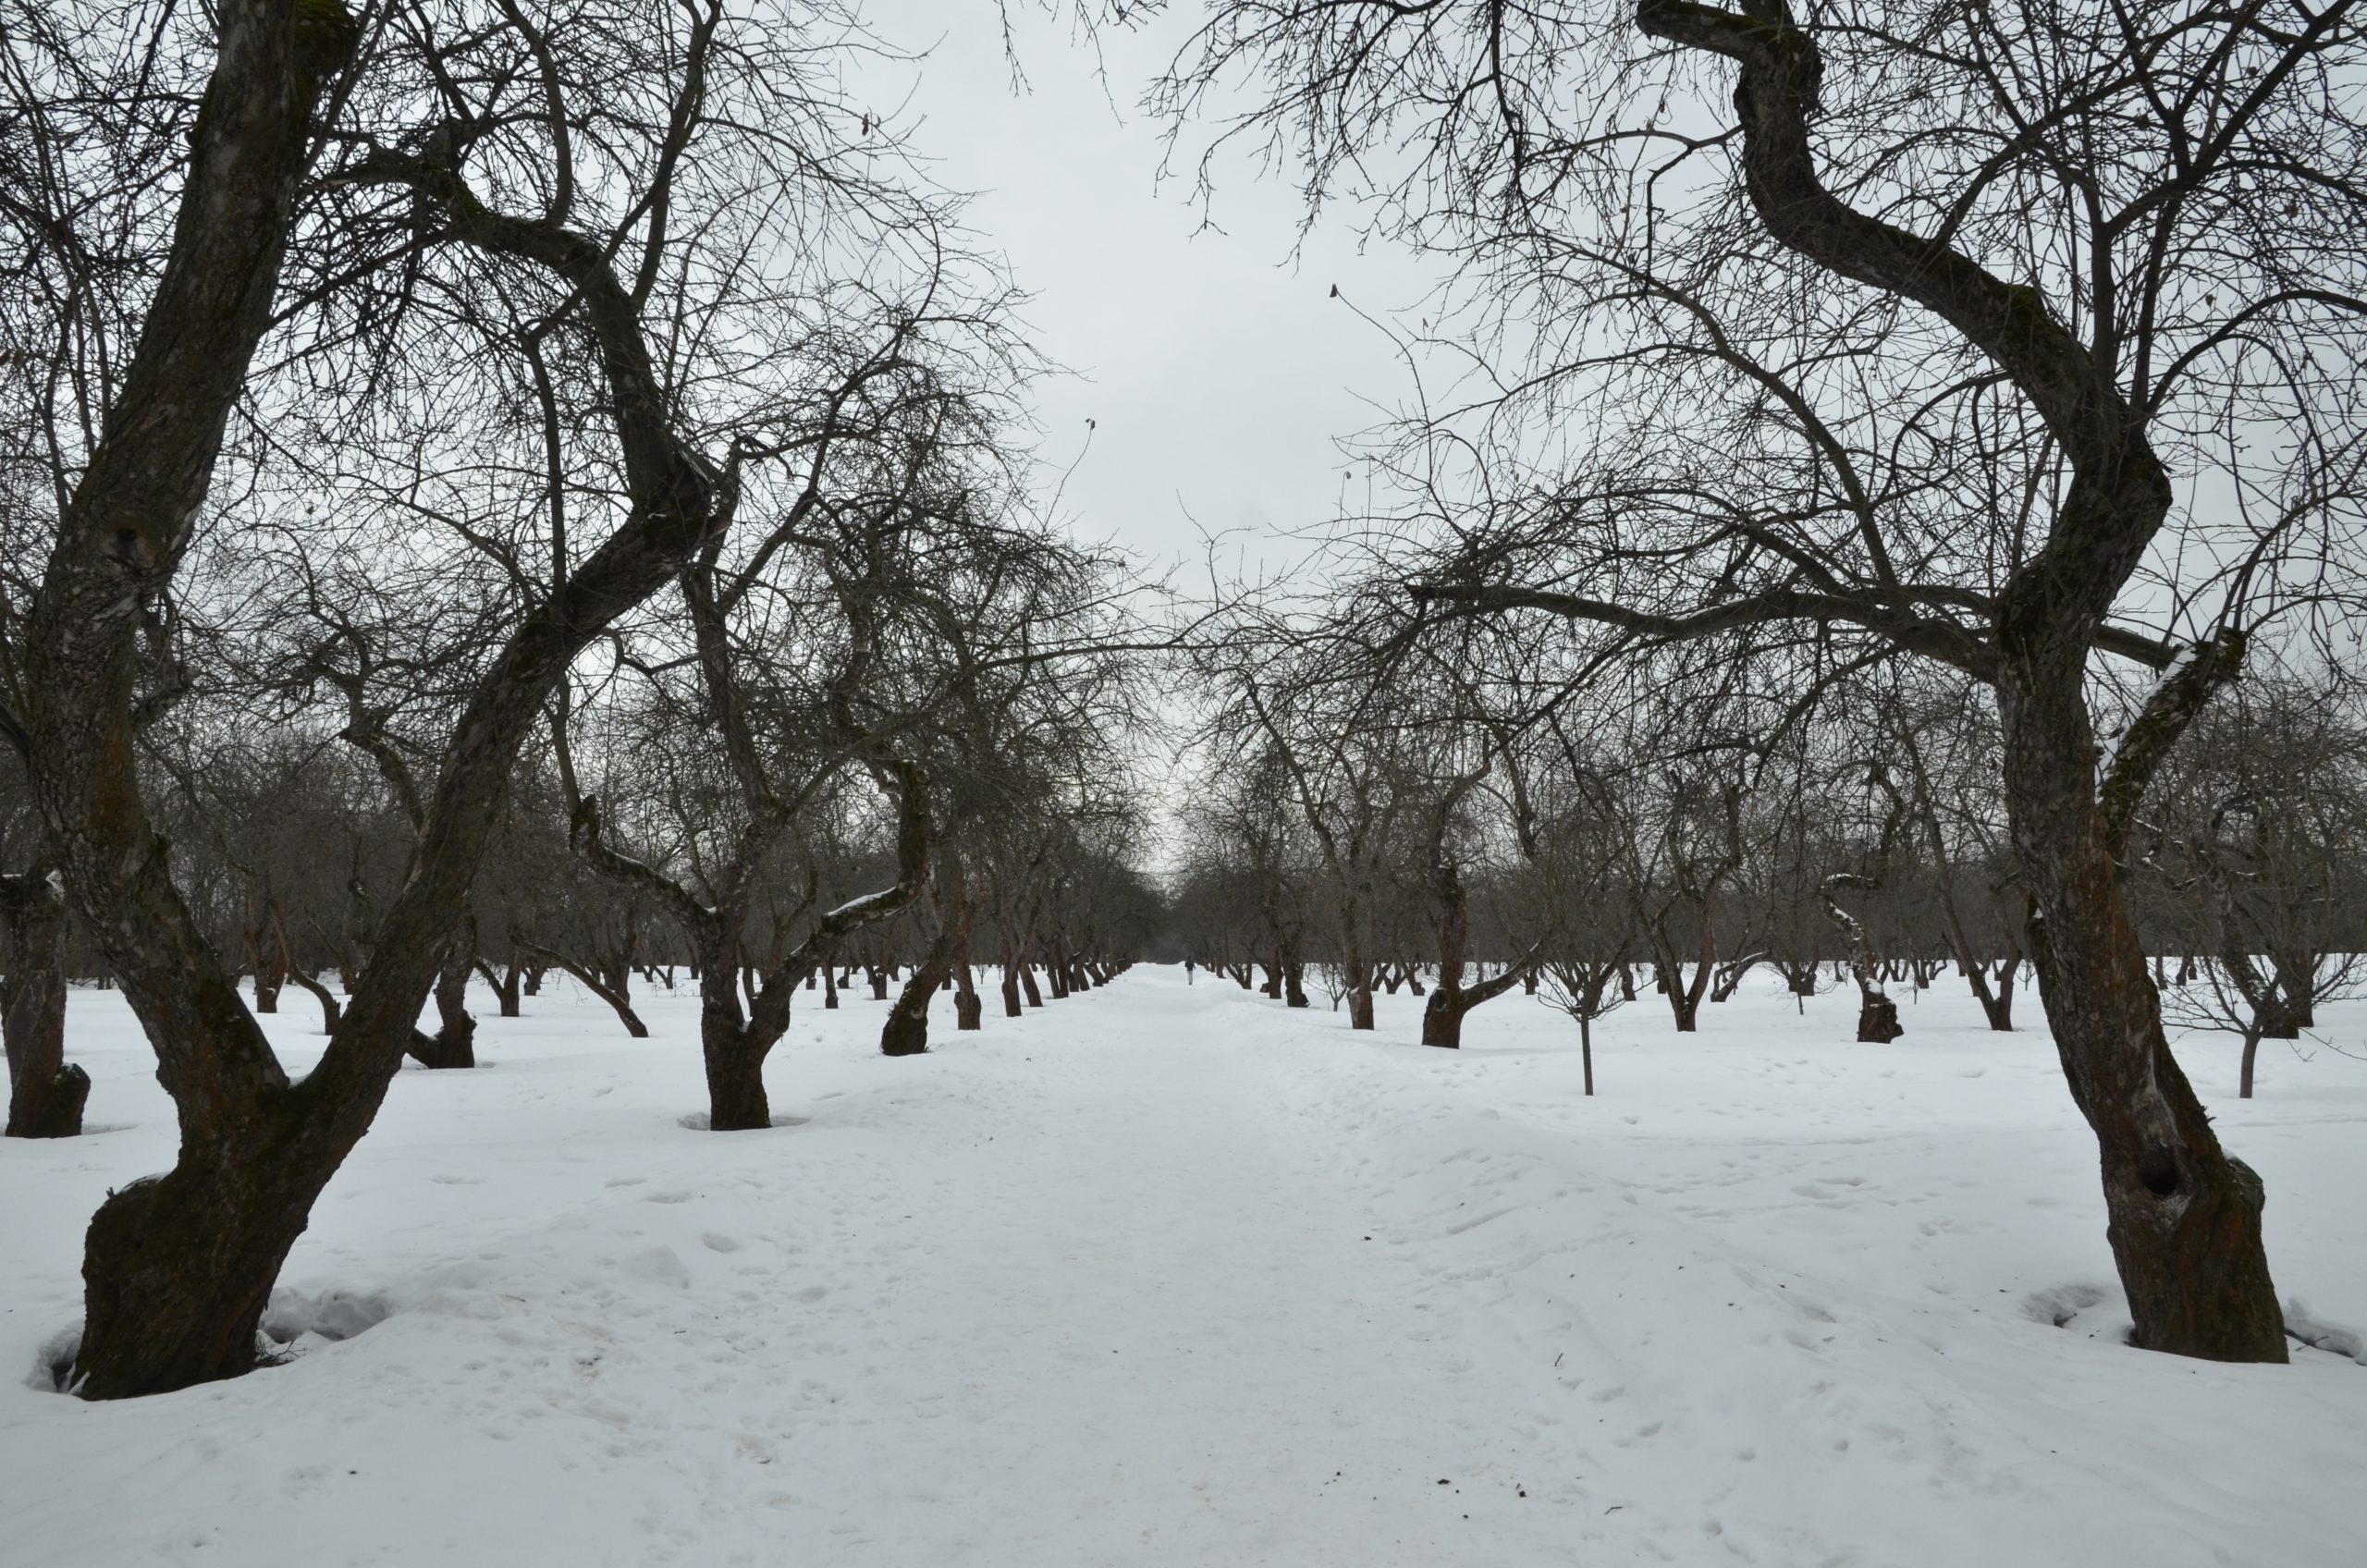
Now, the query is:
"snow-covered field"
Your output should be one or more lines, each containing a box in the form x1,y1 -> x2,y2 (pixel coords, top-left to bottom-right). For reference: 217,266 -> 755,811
4,968 -> 2365,1566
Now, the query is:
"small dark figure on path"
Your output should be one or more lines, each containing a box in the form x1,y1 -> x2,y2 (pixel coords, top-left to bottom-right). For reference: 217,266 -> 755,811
1185,959 -> 1195,986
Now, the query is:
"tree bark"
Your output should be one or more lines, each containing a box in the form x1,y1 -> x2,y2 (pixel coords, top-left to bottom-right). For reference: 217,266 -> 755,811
285,963 -> 343,1035
246,921 -> 287,1014
881,928 -> 954,1057
1344,924 -> 1375,1030
1637,0 -> 2285,1364
473,954 -> 524,1018
408,919 -> 479,1069
2006,662 -> 2285,1361
516,938 -> 648,1037
699,762 -> 930,1125
3,870 -> 83,1139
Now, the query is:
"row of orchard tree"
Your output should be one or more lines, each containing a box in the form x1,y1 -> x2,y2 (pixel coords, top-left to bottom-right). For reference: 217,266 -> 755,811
1135,0 -> 2367,1370
0,1 -> 1160,1398
1173,632 -> 2367,1100
4,716 -> 1161,1126
6,0 -> 2364,1407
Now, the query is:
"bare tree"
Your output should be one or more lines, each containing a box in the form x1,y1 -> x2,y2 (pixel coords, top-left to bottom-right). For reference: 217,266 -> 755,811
0,0 -> 1015,1399
1156,0 -> 2367,1360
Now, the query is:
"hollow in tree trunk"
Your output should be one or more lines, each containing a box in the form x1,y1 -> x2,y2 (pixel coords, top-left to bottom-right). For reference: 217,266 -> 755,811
2005,660 -> 2284,1362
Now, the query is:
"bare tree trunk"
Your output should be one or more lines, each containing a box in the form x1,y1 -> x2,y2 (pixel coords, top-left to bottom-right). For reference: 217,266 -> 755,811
517,939 -> 649,1038
947,860 -> 982,1031
1345,924 -> 1374,1030
3,870 -> 84,1139
408,919 -> 479,1069
1282,945 -> 1309,1008
1419,849 -> 1543,1047
472,954 -> 523,1018
882,928 -> 955,1057
285,964 -> 343,1035
700,764 -> 931,1125
2004,662 -> 2284,1362
245,919 -> 288,1014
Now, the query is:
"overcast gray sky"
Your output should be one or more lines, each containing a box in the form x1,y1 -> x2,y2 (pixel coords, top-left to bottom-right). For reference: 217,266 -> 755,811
858,5 -> 1444,575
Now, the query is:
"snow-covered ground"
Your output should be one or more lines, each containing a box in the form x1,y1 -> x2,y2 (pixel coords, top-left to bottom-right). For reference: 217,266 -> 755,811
4,967 -> 2365,1566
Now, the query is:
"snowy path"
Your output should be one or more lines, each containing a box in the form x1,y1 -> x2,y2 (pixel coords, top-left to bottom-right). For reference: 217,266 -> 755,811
6,968 -> 2367,1564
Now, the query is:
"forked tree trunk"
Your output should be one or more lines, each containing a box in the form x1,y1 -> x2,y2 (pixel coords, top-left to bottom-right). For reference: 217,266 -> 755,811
24,0 -> 759,1398
472,954 -> 524,1018
695,762 -> 932,1126
882,929 -> 956,1057
1020,962 -> 1045,1007
883,855 -> 971,1057
407,921 -> 478,1069
1420,850 -> 1539,1047
286,964 -> 343,1034
1654,941 -> 1714,1032
517,939 -> 649,1037
1966,955 -> 2019,1032
1421,957 -> 1542,1048
2003,661 -> 2285,1362
1000,957 -> 1024,1017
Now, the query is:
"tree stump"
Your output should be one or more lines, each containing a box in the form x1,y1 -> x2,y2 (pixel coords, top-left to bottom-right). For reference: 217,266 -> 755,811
1858,994 -> 1904,1044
